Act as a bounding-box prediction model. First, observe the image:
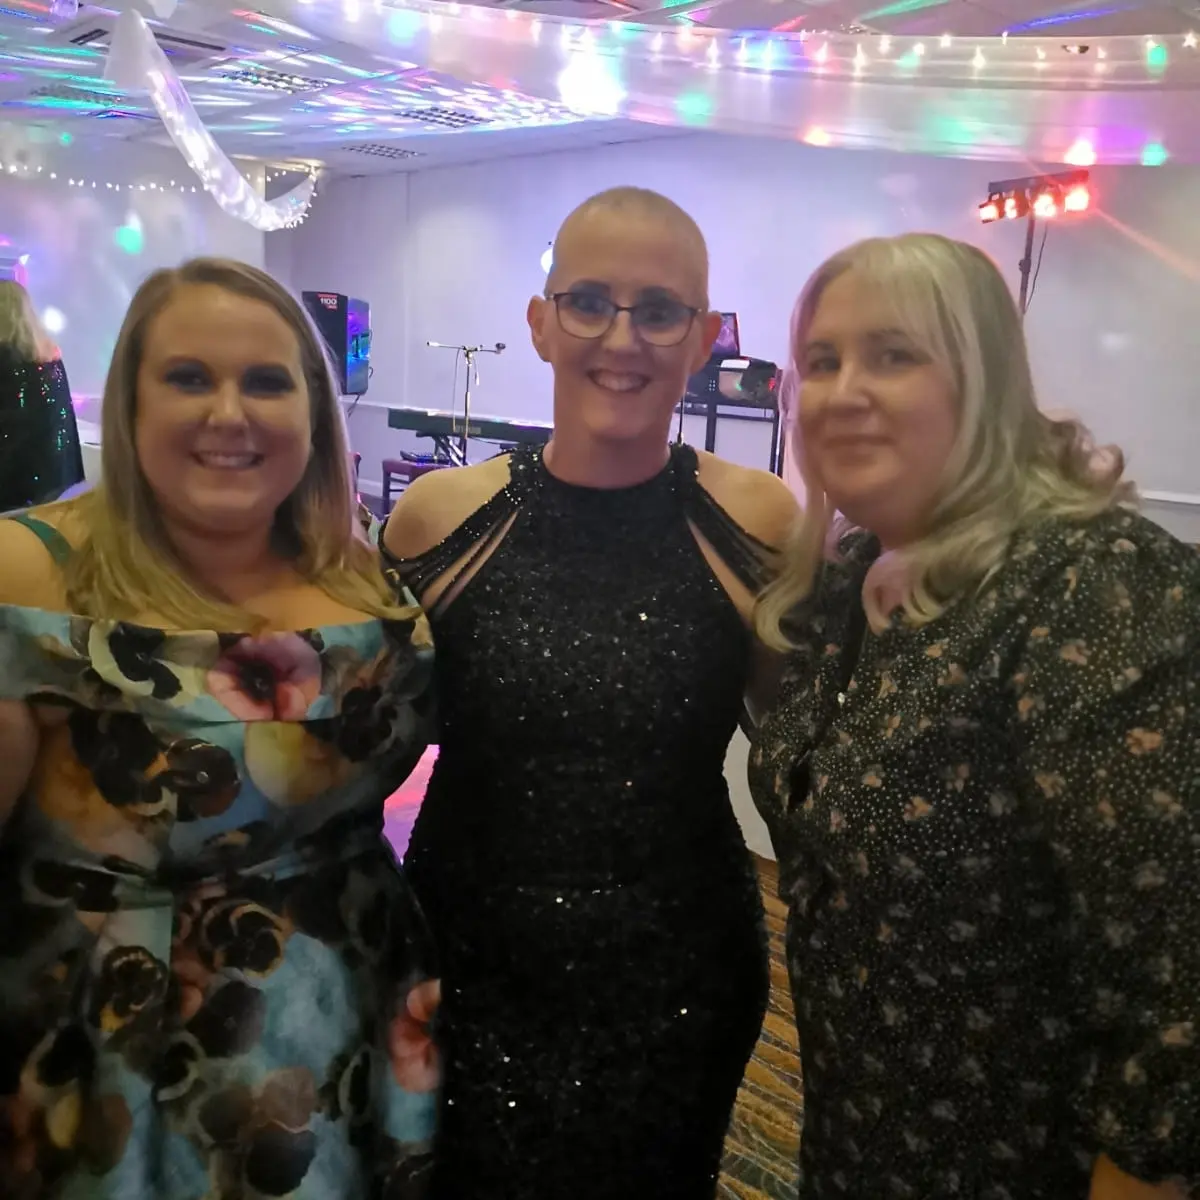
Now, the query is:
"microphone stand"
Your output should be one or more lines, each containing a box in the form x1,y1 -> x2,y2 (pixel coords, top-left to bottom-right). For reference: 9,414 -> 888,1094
427,341 -> 505,464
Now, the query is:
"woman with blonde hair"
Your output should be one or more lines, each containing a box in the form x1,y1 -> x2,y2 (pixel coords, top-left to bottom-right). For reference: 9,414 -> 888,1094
0,258 -> 440,1197
0,279 -> 85,510
749,233 -> 1198,1199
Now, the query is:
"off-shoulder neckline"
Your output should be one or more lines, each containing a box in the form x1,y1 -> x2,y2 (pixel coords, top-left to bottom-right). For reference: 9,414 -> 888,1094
0,601 -> 386,640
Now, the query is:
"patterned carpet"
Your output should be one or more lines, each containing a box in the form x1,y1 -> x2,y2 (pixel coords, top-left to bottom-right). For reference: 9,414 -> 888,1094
719,857 -> 802,1200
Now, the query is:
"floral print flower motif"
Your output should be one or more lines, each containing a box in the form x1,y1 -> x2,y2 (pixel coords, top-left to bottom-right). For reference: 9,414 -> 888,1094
207,634 -> 322,722
68,707 -> 170,817
389,979 -> 442,1094
28,860 -> 120,913
325,683 -> 410,762
243,722 -> 356,807
192,1070 -> 320,1197
1,1024 -> 134,1190
376,1147 -> 435,1200
87,946 -> 170,1037
162,738 -> 241,822
187,980 -> 267,1060
198,897 -> 291,979
85,622 -> 213,706
322,1044 -> 376,1127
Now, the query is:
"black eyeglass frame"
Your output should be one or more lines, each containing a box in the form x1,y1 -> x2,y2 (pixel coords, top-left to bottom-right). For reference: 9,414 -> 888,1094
546,291 -> 703,347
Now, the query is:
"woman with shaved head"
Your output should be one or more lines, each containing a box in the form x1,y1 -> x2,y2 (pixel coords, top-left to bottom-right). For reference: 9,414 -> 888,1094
383,187 -> 799,1197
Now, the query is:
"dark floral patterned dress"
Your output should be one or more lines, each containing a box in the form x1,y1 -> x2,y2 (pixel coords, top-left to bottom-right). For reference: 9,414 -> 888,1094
0,524 -> 441,1199
749,509 -> 1200,1198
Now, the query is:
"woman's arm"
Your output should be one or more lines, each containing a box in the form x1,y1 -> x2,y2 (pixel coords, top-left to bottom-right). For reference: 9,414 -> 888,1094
0,517 -> 61,826
0,699 -> 37,828
1012,525 -> 1199,1195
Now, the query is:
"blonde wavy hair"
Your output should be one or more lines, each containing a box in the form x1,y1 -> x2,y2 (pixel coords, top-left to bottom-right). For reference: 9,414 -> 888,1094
47,257 -> 415,632
755,232 -> 1135,650
0,280 -> 58,361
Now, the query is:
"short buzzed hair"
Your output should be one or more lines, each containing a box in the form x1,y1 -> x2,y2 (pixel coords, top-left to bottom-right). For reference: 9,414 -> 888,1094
547,186 -> 710,305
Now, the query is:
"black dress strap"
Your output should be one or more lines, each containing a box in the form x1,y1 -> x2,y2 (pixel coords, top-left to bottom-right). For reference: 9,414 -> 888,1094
671,444 -> 778,595
380,446 -> 540,608
6,513 -> 73,566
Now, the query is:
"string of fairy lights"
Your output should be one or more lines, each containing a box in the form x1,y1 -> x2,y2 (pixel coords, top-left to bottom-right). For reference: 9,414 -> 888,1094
368,0 -> 1199,81
0,155 -> 318,207
539,22 -> 1199,79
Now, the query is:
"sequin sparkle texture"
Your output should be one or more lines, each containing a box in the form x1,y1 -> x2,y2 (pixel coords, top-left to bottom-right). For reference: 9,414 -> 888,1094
0,350 -> 85,511
386,443 -> 772,1199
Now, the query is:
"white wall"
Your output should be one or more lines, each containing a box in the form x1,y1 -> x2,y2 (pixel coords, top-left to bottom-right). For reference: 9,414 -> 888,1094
271,133 -> 1200,859
0,131 -> 264,406
272,134 -> 1200,527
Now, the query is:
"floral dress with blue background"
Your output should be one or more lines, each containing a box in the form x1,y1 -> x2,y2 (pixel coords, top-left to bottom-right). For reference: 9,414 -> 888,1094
0,517 -> 441,1200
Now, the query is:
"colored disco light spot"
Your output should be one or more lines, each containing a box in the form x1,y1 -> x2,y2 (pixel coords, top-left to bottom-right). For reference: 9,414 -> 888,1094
59,131 -> 73,145
803,127 -> 832,146
113,224 -> 144,255
1146,42 -> 1167,74
1006,6 -> 1121,33
675,91 -> 712,124
387,8 -> 423,42
42,306 -> 65,334
1141,142 -> 1168,166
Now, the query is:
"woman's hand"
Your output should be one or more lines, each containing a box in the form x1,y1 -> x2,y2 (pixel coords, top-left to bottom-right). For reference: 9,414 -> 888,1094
388,978 -> 442,1095
0,698 -> 38,828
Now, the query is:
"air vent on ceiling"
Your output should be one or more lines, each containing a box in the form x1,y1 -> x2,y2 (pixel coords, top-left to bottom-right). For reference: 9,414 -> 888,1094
343,143 -> 425,160
391,105 -> 490,131
215,65 -> 336,94
51,15 -> 228,69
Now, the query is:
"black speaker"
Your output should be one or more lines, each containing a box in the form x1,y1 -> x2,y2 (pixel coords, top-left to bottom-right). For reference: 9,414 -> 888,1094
302,291 -> 371,396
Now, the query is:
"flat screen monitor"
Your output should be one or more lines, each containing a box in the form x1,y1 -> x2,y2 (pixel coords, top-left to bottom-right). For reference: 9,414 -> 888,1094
711,312 -> 740,359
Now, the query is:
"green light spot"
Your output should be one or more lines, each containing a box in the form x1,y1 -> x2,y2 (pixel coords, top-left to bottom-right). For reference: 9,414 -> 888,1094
113,225 -> 144,255
1146,43 -> 1167,73
896,50 -> 921,70
674,91 -> 712,124
59,131 -> 73,145
1141,142 -> 1168,166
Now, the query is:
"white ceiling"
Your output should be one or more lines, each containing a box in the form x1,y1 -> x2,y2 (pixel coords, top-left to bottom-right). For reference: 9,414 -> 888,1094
0,0 -> 1193,175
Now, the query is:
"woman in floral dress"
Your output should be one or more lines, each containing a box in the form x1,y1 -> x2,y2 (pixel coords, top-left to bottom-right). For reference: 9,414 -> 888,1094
0,258 -> 440,1199
750,234 -> 1198,1199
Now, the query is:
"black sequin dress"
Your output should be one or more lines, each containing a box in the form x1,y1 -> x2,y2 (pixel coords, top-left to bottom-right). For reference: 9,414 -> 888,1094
0,347 -> 85,511
387,443 -> 770,1199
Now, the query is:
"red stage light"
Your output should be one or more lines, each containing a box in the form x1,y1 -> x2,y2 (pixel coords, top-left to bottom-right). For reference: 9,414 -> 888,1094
979,199 -> 1001,222
1063,184 -> 1090,212
1032,190 -> 1059,218
1004,195 -> 1020,219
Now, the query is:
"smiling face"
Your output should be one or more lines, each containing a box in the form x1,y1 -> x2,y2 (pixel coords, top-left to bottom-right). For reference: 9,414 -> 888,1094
527,206 -> 721,447
797,268 -> 959,547
133,282 -> 313,539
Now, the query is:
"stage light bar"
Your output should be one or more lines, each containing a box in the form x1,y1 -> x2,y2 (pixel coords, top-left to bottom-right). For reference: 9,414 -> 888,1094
978,169 -> 1091,224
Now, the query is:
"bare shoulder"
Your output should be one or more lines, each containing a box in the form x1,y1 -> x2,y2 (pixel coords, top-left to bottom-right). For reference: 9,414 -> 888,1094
0,503 -> 82,609
695,449 -> 801,550
382,456 -> 512,560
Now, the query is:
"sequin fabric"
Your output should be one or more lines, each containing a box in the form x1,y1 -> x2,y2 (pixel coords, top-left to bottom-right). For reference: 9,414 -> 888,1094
749,509 -> 1200,1198
0,349 -> 85,510
387,443 -> 771,1199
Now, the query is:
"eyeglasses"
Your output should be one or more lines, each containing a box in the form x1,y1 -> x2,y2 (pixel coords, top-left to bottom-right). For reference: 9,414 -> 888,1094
548,291 -> 701,348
